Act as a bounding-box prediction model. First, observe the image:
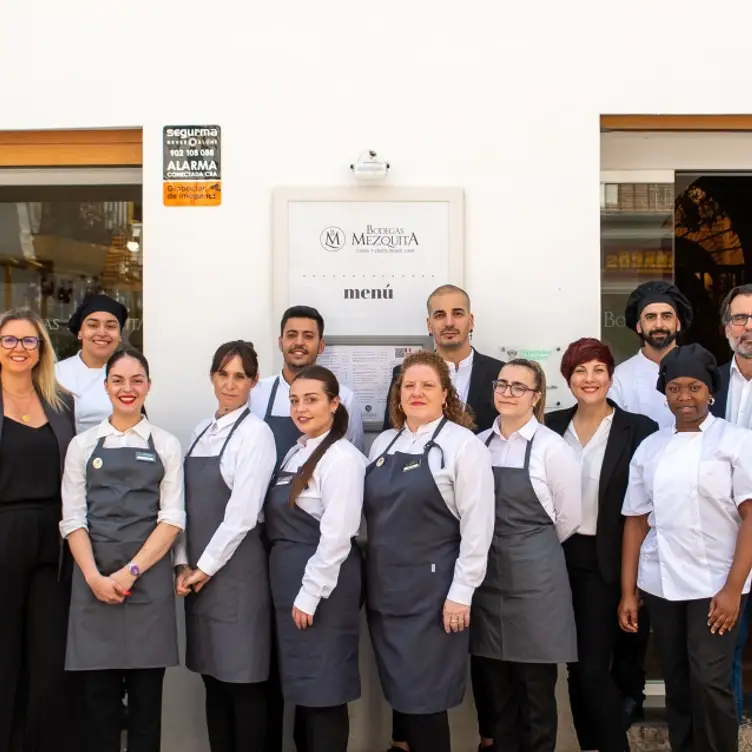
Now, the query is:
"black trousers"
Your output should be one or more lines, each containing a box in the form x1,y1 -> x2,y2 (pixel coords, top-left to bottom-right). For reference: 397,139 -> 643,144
0,504 -> 82,752
612,601 -> 650,706
292,704 -> 349,752
473,656 -> 558,752
645,592 -> 743,752
203,674 -> 266,752
391,710 -> 450,752
82,667 -> 165,752
564,534 -> 628,752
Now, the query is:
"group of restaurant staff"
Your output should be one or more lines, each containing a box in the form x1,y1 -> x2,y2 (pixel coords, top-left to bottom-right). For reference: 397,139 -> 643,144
1,280 -> 752,752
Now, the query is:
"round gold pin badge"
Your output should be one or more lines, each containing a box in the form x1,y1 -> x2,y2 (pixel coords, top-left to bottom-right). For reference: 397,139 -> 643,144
376,457 -> 385,467
93,457 -> 103,469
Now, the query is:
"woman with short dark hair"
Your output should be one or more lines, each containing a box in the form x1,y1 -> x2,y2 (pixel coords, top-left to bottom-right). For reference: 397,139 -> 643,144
547,338 -> 657,752
620,343 -> 752,752
175,340 -> 276,752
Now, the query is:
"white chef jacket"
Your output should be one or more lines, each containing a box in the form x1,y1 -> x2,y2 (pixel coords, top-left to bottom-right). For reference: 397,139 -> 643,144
479,416 -> 582,542
369,417 -> 495,606
446,350 -> 474,405
563,412 -> 614,536
622,414 -> 752,601
250,372 -> 364,453
55,353 -> 112,434
173,407 -> 277,576
60,418 -> 186,538
726,356 -> 752,430
279,433 -> 366,615
609,350 -> 674,429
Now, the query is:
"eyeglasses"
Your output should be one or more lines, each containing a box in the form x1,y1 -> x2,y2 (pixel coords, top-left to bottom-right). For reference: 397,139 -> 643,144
492,379 -> 538,397
0,336 -> 41,351
729,313 -> 752,327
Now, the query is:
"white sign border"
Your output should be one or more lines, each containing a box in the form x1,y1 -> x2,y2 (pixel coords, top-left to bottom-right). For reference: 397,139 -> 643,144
272,186 -> 465,345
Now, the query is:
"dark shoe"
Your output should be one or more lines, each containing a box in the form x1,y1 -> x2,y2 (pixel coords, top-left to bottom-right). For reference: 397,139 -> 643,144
622,696 -> 644,729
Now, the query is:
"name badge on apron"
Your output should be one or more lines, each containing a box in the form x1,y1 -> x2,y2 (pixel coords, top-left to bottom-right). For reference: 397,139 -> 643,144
92,457 -> 103,469
135,452 -> 157,463
402,459 -> 422,472
275,475 -> 293,486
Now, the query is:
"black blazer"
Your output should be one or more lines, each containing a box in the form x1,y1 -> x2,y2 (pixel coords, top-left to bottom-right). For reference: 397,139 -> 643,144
0,390 -> 76,476
545,401 -> 658,585
381,348 -> 504,434
710,361 -> 732,420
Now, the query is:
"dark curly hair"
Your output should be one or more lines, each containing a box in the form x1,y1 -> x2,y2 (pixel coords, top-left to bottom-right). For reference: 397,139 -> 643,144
388,350 -> 475,431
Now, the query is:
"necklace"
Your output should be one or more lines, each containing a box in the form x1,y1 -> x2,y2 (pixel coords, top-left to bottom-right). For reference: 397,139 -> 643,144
3,388 -> 36,423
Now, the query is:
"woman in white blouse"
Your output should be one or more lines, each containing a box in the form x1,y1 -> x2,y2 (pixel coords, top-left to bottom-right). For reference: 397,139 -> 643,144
264,364 -> 364,752
620,343 -> 752,752
472,358 -> 580,752
55,294 -> 128,433
366,350 -> 494,752
175,341 -> 276,752
60,349 -> 185,752
546,338 -> 657,752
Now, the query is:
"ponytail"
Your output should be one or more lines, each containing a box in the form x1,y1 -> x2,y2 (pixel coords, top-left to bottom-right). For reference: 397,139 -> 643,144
288,366 -> 349,506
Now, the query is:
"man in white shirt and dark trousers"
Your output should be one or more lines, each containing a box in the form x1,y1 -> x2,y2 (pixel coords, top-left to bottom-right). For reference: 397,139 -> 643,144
609,280 -> 694,729
711,284 -> 752,724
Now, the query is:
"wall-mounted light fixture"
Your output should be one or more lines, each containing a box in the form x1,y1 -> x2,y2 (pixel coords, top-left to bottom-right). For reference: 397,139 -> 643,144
350,150 -> 390,181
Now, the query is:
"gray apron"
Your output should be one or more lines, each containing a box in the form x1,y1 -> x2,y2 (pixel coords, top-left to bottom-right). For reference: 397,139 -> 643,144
66,434 -> 179,670
264,377 -> 302,472
264,458 -> 362,707
470,433 -> 577,664
184,408 -> 271,684
364,418 -> 468,714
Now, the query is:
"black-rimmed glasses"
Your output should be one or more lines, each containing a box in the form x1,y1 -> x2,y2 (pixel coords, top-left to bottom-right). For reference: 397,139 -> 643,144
0,336 -> 41,351
729,313 -> 752,327
492,379 -> 538,397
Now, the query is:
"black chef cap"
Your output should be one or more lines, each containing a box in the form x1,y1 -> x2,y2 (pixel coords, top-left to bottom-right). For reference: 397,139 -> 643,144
624,281 -> 693,332
67,294 -> 128,336
656,344 -> 721,395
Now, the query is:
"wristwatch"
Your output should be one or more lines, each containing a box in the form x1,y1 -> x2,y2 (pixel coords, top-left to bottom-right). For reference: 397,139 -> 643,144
128,562 -> 141,578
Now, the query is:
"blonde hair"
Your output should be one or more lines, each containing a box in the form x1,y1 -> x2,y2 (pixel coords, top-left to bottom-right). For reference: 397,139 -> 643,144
0,308 -> 66,411
389,350 -> 476,430
502,358 -> 546,422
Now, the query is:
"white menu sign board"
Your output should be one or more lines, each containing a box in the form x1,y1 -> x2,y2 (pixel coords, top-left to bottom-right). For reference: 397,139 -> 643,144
317,344 -> 424,427
274,188 -> 464,337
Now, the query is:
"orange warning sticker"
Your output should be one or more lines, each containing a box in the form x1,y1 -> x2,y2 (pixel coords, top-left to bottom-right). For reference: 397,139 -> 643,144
163,181 -> 222,207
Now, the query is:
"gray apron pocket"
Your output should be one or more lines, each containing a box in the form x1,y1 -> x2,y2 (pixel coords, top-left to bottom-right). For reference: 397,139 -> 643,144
369,560 -> 453,617
186,576 -> 239,623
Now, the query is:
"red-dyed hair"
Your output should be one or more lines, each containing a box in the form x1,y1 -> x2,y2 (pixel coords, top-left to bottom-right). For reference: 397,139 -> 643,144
560,338 -> 615,383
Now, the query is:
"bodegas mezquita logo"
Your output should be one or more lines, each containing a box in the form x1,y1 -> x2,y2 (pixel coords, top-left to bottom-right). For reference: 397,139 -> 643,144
319,225 -> 419,252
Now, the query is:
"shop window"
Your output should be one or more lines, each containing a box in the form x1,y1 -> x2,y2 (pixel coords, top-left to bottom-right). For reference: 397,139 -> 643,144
600,182 -> 675,365
0,178 -> 142,359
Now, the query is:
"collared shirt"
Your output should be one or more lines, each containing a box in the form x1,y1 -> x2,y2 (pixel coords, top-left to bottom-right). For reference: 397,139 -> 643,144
622,414 -> 752,600
250,372 -> 364,453
173,407 -> 277,576
60,418 -> 186,538
564,411 -> 614,536
445,350 -> 474,405
369,417 -> 495,606
726,356 -> 752,429
479,416 -> 582,542
609,349 -> 674,429
55,353 -> 111,434
279,433 -> 366,615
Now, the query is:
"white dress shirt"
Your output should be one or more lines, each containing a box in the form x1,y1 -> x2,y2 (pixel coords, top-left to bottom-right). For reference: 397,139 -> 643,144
173,408 -> 277,576
479,416 -> 582,542
369,417 -> 495,606
726,356 -> 752,429
563,412 -> 614,536
250,372 -> 364,452
60,418 -> 186,538
279,434 -> 366,616
609,350 -> 674,429
446,350 -> 474,405
55,353 -> 112,434
622,414 -> 752,601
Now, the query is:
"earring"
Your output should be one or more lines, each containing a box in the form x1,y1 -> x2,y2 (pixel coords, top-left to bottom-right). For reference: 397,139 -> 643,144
709,396 -> 716,406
